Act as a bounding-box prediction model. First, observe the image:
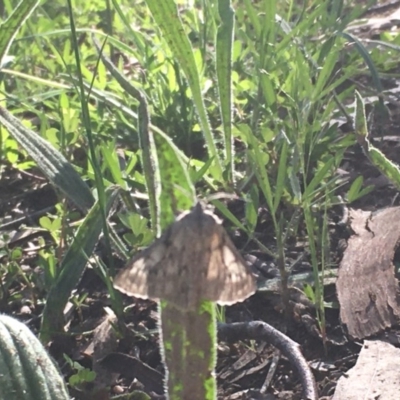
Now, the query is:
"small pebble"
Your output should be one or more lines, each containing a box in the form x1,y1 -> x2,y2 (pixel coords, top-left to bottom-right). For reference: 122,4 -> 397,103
20,305 -> 31,315
112,385 -> 124,394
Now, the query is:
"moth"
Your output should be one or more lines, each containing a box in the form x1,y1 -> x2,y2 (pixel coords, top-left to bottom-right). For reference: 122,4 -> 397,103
114,202 -> 256,310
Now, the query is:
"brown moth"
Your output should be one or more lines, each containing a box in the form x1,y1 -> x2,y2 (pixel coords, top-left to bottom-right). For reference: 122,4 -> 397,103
113,202 -> 256,310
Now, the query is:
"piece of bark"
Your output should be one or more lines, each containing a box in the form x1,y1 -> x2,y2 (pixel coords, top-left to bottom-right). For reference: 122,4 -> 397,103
333,340 -> 400,400
336,207 -> 400,339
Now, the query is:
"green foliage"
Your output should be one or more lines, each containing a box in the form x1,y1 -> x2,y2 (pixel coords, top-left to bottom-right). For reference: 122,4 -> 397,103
0,0 -> 40,66
40,185 -> 121,343
63,354 -> 96,388
0,0 -> 395,397
0,106 -> 94,211
346,176 -> 374,203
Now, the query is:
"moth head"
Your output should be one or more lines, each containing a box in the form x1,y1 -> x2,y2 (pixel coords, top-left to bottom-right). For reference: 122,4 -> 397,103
175,201 -> 219,222
184,202 -> 223,225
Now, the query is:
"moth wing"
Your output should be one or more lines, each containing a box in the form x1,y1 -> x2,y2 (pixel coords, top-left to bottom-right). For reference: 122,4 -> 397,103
204,227 -> 256,304
113,237 -> 169,300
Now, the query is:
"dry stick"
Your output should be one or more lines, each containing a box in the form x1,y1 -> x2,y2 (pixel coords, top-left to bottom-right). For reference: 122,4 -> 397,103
217,321 -> 318,400
0,206 -> 55,230
260,349 -> 281,393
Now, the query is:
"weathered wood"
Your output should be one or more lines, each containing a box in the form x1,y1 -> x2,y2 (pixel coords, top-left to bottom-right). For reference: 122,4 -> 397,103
336,207 -> 400,339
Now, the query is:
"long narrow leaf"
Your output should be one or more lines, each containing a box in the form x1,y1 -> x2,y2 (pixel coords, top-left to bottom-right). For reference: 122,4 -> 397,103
274,139 -> 289,212
354,91 -> 400,189
93,37 -> 161,234
247,137 -> 274,215
340,32 -> 383,94
0,105 -> 94,211
40,185 -> 121,343
144,0 -> 223,180
0,0 -> 39,66
216,0 -> 234,181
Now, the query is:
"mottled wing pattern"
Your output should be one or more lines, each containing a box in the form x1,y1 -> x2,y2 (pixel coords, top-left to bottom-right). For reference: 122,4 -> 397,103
113,202 -> 256,310
146,214 -> 213,309
147,234 -> 190,305
203,224 -> 256,304
113,234 -> 170,299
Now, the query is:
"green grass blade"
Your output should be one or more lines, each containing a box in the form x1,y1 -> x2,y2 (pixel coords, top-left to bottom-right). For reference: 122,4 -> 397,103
110,0 -> 146,56
143,0 -> 223,180
212,199 -> 246,232
101,144 -> 126,189
312,37 -> 340,101
354,90 -> 368,138
303,157 -> 336,200
303,200 -> 324,330
243,0 -> 261,37
0,105 -> 94,211
216,0 -> 234,181
40,185 -> 121,343
354,91 -> 400,190
275,5 -> 325,53
93,39 -> 161,234
66,0 -> 113,275
0,0 -> 39,66
75,81 -> 210,192
273,139 -> 289,213
340,32 -> 383,93
247,135 -> 274,216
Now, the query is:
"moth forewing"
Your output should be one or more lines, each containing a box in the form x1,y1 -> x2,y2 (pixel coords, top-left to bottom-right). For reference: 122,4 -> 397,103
113,256 -> 150,299
113,237 -> 169,299
204,226 -> 256,305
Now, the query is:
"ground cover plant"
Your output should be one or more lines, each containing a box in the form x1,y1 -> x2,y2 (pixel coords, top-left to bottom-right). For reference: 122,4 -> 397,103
1,0 -> 400,399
